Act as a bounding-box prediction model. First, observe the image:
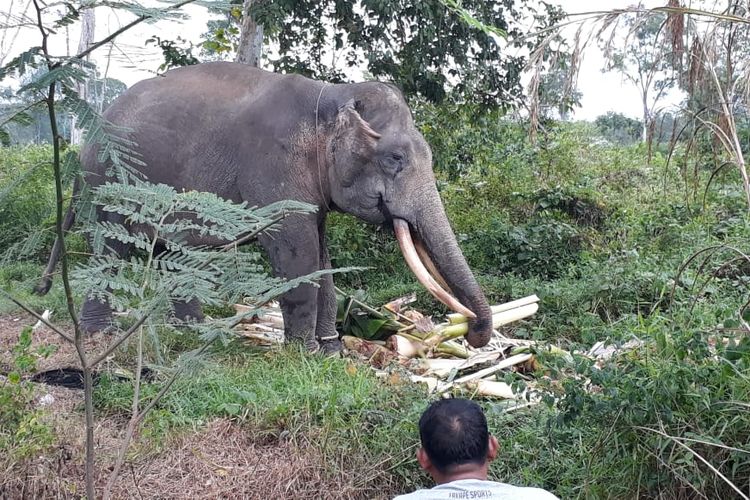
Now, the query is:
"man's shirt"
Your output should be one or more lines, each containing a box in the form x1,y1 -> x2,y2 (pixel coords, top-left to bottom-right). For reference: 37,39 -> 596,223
393,478 -> 559,500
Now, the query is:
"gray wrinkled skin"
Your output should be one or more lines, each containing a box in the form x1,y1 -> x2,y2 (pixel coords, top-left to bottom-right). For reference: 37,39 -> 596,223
71,62 -> 492,351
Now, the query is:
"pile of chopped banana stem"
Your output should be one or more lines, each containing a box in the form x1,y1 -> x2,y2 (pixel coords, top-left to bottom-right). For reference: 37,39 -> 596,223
234,302 -> 285,346
348,293 -> 546,401
390,294 -> 540,355
234,294 -> 559,402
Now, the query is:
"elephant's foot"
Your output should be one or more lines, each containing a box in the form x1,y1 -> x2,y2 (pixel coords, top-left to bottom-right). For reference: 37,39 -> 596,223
171,298 -> 204,323
80,298 -> 114,334
318,337 -> 342,356
285,328 -> 321,352
33,277 -> 52,296
317,330 -> 342,355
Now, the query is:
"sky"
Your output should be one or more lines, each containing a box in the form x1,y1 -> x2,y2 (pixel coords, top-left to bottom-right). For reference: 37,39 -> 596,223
1,0 -> 686,121
555,0 -> 685,120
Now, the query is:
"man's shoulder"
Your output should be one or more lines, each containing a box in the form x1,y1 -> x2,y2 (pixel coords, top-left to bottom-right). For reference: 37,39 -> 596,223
393,479 -> 559,500
502,484 -> 559,499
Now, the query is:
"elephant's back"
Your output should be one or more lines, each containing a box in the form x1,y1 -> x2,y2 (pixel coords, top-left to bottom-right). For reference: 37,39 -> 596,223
101,63 -> 313,135
82,63 -> 323,198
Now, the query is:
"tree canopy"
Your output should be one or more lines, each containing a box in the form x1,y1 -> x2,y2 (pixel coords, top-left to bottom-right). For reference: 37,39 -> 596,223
599,6 -> 677,142
202,0 -> 565,108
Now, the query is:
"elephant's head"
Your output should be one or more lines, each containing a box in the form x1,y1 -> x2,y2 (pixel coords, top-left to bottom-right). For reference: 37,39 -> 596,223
325,83 -> 493,347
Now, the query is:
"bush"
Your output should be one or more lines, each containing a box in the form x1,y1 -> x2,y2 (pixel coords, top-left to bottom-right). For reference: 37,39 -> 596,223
547,317 -> 750,498
594,111 -> 643,145
417,103 -> 532,181
529,186 -> 607,228
0,327 -> 55,461
0,146 -> 78,260
466,217 -> 583,279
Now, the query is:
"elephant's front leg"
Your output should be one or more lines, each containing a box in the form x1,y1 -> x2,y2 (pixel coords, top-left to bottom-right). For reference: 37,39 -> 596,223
259,215 -> 321,351
316,223 -> 341,353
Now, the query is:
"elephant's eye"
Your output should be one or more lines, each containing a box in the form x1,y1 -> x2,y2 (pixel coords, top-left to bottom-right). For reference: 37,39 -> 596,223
382,152 -> 405,175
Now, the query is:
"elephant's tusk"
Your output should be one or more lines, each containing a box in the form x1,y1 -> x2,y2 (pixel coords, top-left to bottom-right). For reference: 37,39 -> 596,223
414,237 -> 453,294
393,218 -> 477,319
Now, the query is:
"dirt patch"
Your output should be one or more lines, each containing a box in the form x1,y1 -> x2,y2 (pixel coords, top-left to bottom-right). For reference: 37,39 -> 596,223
0,315 -> 407,499
0,312 -> 109,375
1,417 -> 400,499
105,419 -> 388,499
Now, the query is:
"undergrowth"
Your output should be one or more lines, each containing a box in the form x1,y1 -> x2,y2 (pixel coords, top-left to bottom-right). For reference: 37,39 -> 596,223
94,345 -> 432,493
1,113 -> 749,498
0,327 -> 55,465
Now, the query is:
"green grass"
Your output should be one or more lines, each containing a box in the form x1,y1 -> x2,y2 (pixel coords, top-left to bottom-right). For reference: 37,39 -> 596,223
2,115 -> 750,499
94,345 -> 431,491
0,261 -> 71,316
0,326 -> 56,465
92,342 -> 579,494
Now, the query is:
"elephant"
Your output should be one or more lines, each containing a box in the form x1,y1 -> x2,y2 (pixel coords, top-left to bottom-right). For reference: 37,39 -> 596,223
36,62 -> 492,352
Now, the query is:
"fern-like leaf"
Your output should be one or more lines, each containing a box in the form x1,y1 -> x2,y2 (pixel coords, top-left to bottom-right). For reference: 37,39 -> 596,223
19,64 -> 88,94
54,2 -> 81,28
59,91 -> 146,181
190,0 -> 234,10
98,1 -> 188,20
0,102 -> 44,146
87,220 -> 154,253
0,47 -> 42,81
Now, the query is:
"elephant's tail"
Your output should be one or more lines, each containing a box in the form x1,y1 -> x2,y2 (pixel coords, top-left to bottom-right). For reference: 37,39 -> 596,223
34,177 -> 80,296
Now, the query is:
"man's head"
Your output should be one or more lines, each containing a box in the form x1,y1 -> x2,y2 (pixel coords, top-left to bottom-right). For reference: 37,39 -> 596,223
416,398 -> 499,483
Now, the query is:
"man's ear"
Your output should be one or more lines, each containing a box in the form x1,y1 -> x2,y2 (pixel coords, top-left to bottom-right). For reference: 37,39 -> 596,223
417,447 -> 432,472
487,435 -> 499,462
330,99 -> 381,187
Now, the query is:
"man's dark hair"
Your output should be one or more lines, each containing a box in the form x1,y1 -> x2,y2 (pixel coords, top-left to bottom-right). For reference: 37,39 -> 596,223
418,398 -> 489,473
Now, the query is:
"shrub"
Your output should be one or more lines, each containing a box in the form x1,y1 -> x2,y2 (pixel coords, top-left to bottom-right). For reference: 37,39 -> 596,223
417,103 -> 531,181
0,327 -> 55,461
466,217 -> 583,279
529,186 -> 607,228
594,111 -> 642,145
548,317 -> 750,498
0,146 -> 77,260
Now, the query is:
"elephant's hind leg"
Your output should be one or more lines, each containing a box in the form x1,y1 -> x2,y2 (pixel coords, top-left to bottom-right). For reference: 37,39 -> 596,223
171,297 -> 204,323
80,298 -> 118,333
80,211 -> 131,333
151,241 -> 206,324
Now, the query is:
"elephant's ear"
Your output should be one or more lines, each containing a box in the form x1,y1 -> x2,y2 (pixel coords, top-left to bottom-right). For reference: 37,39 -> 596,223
331,99 -> 381,187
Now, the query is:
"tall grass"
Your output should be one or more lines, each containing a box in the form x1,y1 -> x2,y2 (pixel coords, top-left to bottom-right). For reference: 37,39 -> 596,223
2,107 -> 750,497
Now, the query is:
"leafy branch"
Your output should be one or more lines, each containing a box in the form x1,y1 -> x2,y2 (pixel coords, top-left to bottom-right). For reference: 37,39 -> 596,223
1,1 -> 320,497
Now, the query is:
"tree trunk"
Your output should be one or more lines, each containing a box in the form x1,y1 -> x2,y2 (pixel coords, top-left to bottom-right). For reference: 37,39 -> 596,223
641,93 -> 649,144
71,9 -> 95,145
236,0 -> 263,67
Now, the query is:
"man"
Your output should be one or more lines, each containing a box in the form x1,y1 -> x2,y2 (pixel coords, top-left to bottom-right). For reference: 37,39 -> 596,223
395,398 -> 558,499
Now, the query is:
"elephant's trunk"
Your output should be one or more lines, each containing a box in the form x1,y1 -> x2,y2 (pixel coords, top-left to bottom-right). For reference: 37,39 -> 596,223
393,190 -> 493,347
